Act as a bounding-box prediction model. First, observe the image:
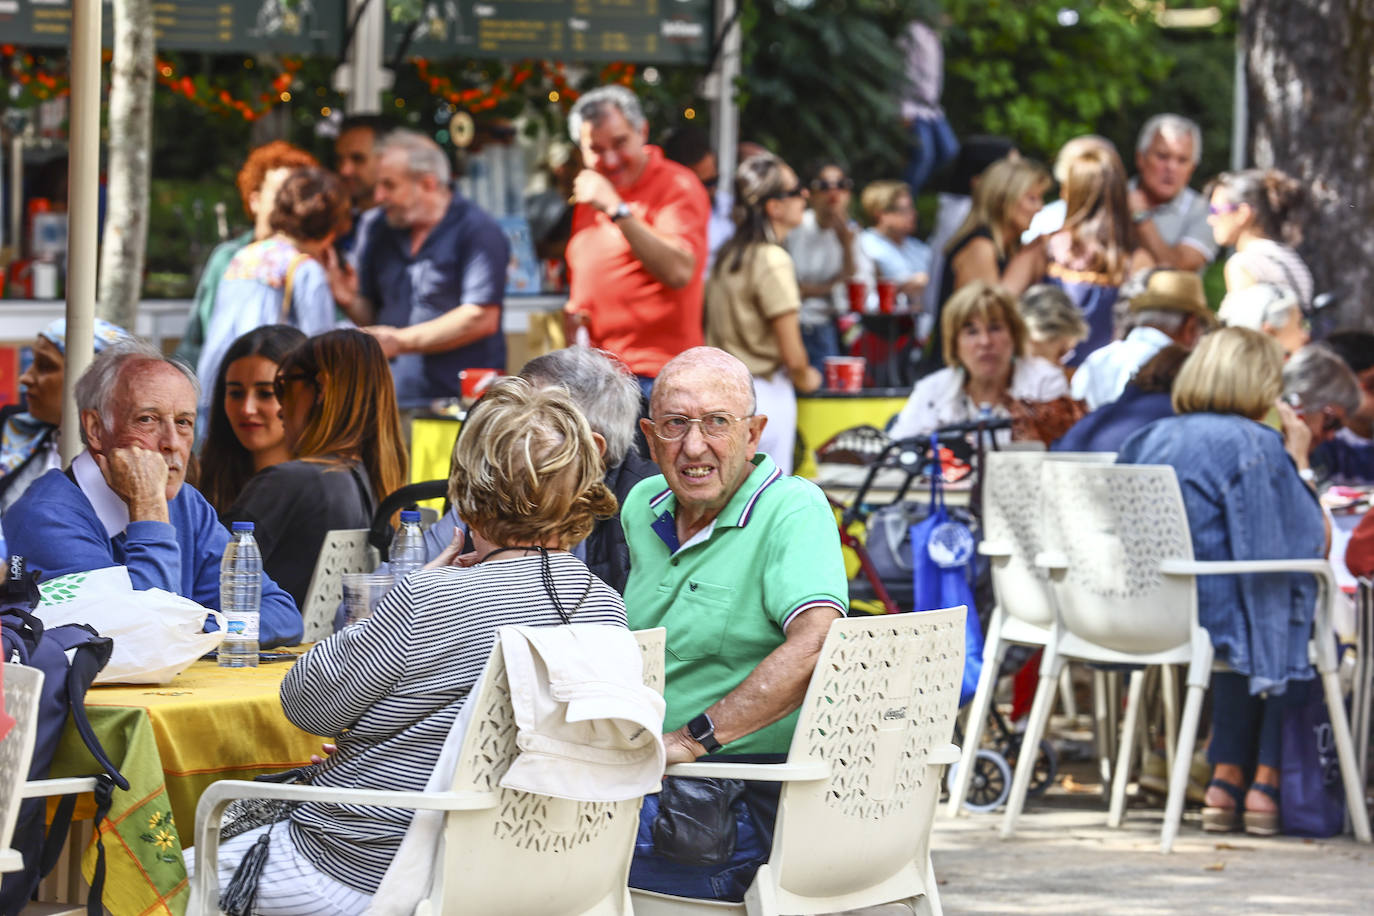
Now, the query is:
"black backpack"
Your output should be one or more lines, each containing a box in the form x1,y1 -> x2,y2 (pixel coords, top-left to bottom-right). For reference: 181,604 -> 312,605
0,558 -> 130,916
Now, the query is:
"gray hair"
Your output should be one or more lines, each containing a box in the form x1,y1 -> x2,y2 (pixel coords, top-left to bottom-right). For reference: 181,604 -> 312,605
1219,283 -> 1302,331
378,128 -> 451,185
74,339 -> 200,445
519,347 -> 642,466
1283,344 -> 1362,416
567,85 -> 647,142
1131,308 -> 1189,335
1019,284 -> 1089,343
1136,114 -> 1202,165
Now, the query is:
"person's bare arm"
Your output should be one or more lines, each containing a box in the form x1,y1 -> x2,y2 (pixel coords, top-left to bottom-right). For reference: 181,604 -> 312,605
365,304 -> 501,358
574,170 -> 697,289
951,237 -> 1002,290
1001,237 -> 1047,295
771,312 -> 822,393
1223,257 -> 1255,293
662,607 -> 839,764
1133,217 -> 1208,271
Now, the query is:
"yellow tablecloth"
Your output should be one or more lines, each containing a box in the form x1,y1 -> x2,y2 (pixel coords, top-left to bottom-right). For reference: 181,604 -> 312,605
50,656 -> 324,916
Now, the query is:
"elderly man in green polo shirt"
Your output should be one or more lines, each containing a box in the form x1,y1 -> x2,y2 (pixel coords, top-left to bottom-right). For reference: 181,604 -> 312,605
622,346 -> 848,901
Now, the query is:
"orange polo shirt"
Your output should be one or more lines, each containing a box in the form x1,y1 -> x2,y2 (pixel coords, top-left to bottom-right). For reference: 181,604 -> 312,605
565,146 -> 710,377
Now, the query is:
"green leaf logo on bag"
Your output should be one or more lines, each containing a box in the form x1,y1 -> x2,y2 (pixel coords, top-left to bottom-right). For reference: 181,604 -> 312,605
38,571 -> 91,605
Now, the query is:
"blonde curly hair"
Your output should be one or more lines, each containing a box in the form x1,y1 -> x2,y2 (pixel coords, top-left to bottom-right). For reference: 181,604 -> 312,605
448,377 -> 617,549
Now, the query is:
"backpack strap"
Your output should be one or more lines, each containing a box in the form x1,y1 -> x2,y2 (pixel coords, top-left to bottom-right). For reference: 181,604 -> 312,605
279,251 -> 311,324
42,774 -> 115,916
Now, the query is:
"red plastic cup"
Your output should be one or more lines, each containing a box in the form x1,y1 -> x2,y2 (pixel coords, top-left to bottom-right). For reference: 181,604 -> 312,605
876,280 -> 898,315
459,368 -> 502,403
845,279 -> 867,313
824,356 -> 866,393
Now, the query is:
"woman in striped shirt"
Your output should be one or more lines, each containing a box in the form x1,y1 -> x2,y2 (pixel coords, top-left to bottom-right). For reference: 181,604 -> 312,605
204,378 -> 629,914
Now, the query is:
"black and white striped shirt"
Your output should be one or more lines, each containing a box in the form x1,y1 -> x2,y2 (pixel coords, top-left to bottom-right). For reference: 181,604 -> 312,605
279,553 -> 628,893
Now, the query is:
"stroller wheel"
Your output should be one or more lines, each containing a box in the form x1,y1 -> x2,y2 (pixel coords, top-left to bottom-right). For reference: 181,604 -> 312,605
1004,735 -> 1058,798
946,749 -> 1012,812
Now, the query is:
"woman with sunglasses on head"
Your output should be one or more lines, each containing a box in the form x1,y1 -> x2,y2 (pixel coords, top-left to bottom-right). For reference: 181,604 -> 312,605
221,329 -> 407,606
783,162 -> 873,371
705,153 -> 822,475
1206,169 -> 1312,308
198,325 -> 307,515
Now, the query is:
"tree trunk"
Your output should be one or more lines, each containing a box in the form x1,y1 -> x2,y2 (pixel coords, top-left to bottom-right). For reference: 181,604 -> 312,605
97,0 -> 154,330
1242,0 -> 1374,330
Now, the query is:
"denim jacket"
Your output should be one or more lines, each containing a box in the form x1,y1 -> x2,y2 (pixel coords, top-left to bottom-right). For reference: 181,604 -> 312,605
1118,413 -> 1325,695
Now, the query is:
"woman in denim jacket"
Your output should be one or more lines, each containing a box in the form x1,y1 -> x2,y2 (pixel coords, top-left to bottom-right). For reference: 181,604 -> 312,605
1117,327 -> 1327,836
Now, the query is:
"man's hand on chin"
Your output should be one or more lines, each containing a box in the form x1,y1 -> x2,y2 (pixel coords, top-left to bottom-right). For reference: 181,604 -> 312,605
97,446 -> 171,524
663,728 -> 704,767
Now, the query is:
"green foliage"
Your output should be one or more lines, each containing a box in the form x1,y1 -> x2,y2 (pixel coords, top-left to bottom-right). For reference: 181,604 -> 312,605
941,0 -> 1173,163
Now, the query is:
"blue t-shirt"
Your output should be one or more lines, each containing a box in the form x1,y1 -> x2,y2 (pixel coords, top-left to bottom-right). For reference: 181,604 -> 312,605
354,193 -> 509,403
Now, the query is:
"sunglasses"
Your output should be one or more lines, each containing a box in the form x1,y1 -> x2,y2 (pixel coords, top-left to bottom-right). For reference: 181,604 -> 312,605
769,185 -> 807,201
1208,202 -> 1241,216
811,178 -> 853,191
272,371 -> 316,402
702,175 -> 720,191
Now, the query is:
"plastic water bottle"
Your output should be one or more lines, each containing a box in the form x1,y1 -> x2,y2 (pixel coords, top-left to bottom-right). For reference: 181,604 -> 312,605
390,510 -> 426,582
219,521 -> 262,668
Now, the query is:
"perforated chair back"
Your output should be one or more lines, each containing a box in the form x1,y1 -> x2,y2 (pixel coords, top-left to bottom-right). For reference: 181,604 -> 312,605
299,529 -> 378,644
1040,461 -> 1197,654
0,665 -> 43,874
425,627 -> 665,915
763,610 -> 963,912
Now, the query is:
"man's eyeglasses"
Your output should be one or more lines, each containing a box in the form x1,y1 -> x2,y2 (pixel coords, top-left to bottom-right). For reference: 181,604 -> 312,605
650,412 -> 751,441
811,178 -> 853,192
273,372 -> 315,402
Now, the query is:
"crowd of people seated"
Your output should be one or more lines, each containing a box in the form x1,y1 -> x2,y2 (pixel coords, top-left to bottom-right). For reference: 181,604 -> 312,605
5,84 -> 1374,913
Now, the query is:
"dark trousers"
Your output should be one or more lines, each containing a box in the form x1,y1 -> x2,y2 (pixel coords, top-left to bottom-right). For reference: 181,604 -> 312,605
1207,671 -> 1298,773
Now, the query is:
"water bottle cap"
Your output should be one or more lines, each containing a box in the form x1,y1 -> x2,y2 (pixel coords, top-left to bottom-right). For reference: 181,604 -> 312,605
231,521 -> 255,532
400,510 -> 422,523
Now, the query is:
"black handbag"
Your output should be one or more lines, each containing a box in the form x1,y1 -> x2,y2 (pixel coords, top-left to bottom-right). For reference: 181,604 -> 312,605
650,776 -> 747,866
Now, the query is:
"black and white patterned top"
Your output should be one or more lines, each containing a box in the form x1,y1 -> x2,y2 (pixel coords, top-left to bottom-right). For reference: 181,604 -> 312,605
279,553 -> 628,893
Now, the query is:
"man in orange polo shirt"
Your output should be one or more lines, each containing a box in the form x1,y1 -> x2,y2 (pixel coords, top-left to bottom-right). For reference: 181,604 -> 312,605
565,85 -> 711,396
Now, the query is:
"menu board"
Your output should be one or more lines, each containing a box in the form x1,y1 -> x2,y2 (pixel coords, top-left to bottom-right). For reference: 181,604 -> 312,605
388,0 -> 713,64
0,0 -> 343,54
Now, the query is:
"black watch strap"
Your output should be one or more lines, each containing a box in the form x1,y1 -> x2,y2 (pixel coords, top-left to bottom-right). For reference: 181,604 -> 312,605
687,713 -> 722,755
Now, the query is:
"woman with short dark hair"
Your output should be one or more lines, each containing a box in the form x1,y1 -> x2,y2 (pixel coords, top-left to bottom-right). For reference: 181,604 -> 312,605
196,167 -> 350,412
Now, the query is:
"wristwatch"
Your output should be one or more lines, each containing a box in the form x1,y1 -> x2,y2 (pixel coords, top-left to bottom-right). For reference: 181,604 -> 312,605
610,201 -> 633,222
1299,467 -> 1316,483
1132,209 -> 1154,224
686,713 -> 722,755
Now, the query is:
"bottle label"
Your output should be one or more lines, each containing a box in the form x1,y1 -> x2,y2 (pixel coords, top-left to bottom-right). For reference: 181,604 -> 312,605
225,613 -> 260,640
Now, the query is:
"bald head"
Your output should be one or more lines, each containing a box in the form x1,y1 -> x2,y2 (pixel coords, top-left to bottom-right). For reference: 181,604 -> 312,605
650,347 -> 756,418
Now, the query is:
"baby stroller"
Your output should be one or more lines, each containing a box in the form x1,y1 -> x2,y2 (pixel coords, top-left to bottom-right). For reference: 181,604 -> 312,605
817,418 -> 1059,811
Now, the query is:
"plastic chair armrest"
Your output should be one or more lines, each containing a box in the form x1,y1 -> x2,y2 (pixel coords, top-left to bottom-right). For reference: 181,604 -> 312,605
927,743 -> 961,766
664,759 -> 830,781
1034,551 -> 1068,571
20,777 -> 98,799
1159,558 -> 1332,577
196,779 -> 500,813
979,540 -> 1013,558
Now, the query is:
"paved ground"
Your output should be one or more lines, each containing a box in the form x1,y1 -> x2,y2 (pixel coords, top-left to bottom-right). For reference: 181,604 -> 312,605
931,778 -> 1373,915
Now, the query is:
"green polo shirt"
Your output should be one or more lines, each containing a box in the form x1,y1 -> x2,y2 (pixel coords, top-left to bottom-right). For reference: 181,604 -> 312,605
623,454 -> 848,755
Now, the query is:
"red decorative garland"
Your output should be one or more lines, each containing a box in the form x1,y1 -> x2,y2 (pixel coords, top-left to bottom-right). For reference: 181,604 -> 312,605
155,56 -> 303,121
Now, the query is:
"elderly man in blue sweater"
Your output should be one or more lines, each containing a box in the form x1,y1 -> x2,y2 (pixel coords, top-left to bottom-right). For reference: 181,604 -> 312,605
6,340 -> 301,647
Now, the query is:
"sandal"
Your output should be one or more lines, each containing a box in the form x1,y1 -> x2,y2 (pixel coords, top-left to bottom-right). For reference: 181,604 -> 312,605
1201,778 -> 1245,833
1243,783 -> 1280,836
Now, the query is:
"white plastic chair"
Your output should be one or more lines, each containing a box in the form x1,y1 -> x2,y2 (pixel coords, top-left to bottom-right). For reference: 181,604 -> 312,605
947,450 -> 1117,815
631,608 -> 966,916
298,529 -> 379,644
1,665 -> 98,916
192,628 -> 666,915
1001,461 -> 1372,853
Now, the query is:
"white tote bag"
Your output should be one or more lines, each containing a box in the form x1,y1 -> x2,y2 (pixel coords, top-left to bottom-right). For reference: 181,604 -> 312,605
35,566 -> 226,684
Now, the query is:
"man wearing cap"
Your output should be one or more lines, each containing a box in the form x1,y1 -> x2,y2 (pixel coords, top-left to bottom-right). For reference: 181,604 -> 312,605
1071,269 -> 1214,410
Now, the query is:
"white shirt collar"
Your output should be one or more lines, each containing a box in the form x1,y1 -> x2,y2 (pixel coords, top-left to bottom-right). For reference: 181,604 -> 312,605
72,450 -> 131,538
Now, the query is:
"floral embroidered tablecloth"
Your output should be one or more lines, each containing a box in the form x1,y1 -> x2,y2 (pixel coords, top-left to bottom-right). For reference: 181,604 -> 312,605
50,655 -> 323,916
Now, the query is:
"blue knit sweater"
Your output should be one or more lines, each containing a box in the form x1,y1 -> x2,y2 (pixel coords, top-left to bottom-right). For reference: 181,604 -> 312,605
6,469 -> 302,648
